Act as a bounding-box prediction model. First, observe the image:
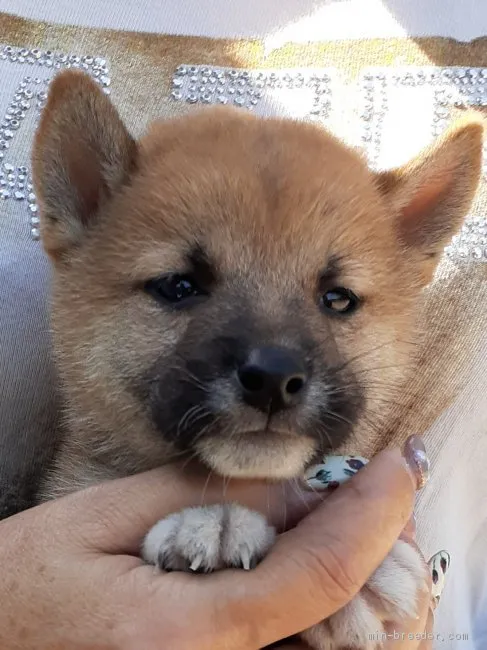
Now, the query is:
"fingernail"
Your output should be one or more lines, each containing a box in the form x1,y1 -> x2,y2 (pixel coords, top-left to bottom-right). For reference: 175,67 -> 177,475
402,435 -> 430,490
303,455 -> 369,491
429,550 -> 451,607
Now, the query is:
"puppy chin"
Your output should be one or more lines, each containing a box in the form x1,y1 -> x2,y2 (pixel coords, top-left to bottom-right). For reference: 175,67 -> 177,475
195,433 -> 316,479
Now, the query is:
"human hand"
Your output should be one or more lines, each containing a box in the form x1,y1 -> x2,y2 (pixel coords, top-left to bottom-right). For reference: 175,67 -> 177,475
0,444 -> 422,650
275,521 -> 442,650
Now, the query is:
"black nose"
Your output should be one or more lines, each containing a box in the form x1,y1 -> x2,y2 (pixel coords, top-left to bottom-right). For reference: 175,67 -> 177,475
237,346 -> 308,413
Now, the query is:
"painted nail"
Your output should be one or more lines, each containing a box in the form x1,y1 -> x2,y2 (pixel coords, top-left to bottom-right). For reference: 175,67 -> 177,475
428,550 -> 451,606
403,435 -> 430,490
304,455 -> 369,490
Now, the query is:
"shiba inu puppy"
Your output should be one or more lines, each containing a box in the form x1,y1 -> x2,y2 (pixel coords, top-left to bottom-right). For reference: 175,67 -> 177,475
33,70 -> 482,648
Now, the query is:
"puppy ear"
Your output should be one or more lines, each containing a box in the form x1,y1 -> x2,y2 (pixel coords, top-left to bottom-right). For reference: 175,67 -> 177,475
32,70 -> 137,259
375,115 -> 483,275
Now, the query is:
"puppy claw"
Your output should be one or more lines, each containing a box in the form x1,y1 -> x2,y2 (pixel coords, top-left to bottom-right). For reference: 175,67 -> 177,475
142,504 -> 275,573
190,554 -> 205,572
240,547 -> 251,571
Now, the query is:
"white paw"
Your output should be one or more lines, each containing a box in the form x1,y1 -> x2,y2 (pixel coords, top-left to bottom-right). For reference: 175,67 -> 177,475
142,504 -> 276,572
301,539 -> 427,650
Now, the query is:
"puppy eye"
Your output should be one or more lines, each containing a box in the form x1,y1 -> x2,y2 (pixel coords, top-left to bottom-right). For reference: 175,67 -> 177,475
144,274 -> 207,306
320,287 -> 360,315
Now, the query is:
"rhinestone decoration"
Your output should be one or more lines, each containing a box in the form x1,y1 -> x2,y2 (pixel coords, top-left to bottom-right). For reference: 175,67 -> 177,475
359,66 -> 487,262
359,66 -> 487,171
171,65 -> 336,123
444,215 -> 487,261
0,45 -> 110,240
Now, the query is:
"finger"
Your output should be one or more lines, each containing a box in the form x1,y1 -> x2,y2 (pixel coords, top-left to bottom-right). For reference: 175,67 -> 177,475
269,645 -> 310,649
23,463 -> 326,554
418,608 -> 434,650
187,445 -> 421,648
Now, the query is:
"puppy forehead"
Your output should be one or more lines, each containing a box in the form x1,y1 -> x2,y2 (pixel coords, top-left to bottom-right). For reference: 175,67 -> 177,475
129,110 -> 391,270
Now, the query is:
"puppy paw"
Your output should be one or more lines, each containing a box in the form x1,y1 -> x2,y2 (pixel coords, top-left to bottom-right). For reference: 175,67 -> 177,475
301,539 -> 427,649
142,504 -> 275,572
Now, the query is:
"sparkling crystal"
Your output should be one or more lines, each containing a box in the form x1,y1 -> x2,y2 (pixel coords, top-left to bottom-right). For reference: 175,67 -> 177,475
31,228 -> 40,240
14,191 -> 25,200
187,93 -> 198,104
171,90 -> 182,100
29,203 -> 38,213
172,78 -> 184,88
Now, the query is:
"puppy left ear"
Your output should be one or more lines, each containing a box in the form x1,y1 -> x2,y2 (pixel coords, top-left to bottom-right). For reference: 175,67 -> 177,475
375,115 -> 484,274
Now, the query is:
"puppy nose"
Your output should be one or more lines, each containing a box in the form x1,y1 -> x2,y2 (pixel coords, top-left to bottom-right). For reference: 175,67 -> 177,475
237,346 -> 308,413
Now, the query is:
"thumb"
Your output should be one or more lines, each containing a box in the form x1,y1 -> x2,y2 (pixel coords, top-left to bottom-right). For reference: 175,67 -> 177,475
205,446 -> 422,648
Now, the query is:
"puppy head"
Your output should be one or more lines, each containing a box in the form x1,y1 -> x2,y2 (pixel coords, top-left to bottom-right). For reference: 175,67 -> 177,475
33,71 -> 483,479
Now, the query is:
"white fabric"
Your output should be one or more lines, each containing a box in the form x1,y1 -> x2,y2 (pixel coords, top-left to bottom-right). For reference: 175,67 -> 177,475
1,0 -> 487,43
415,346 -> 487,649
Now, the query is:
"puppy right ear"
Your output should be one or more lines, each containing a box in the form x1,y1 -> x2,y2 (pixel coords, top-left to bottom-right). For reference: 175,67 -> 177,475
32,70 -> 137,260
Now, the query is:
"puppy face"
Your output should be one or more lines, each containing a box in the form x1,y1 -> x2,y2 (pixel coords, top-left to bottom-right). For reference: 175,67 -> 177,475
33,71 -> 483,479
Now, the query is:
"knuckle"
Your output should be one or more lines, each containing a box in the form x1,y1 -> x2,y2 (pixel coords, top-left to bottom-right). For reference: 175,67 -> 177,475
298,539 -> 363,609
